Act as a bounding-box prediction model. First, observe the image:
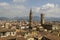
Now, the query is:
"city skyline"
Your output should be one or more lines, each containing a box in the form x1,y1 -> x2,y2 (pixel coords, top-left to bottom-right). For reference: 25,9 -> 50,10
0,0 -> 60,18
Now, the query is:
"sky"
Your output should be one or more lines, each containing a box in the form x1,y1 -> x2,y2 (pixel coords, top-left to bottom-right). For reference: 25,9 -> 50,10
0,0 -> 60,18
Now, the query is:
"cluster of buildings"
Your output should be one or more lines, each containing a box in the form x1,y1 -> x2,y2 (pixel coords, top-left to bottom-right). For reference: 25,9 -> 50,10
0,9 -> 60,40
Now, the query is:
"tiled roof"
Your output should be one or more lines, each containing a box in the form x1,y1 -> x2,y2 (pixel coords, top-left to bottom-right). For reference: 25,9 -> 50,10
0,28 -> 16,32
40,31 -> 60,40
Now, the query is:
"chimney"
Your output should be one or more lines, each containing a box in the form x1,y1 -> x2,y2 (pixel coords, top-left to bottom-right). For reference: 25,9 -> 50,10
41,13 -> 45,25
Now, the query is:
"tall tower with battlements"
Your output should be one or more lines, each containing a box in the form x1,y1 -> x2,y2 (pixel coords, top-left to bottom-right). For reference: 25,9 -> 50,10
29,9 -> 32,29
41,13 -> 45,25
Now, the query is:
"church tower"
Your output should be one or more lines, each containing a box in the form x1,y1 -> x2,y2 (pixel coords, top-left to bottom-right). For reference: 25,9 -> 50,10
29,9 -> 32,29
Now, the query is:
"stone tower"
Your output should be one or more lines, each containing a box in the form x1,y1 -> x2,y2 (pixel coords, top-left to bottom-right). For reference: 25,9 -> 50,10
41,13 -> 45,25
29,9 -> 32,29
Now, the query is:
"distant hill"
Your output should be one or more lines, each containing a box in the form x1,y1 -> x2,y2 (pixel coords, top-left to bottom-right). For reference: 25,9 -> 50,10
13,16 -> 40,21
45,17 -> 60,21
0,16 -> 60,22
0,17 -> 9,20
13,16 -> 60,22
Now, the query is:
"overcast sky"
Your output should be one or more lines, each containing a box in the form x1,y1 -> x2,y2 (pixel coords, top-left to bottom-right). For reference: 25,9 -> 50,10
0,0 -> 60,18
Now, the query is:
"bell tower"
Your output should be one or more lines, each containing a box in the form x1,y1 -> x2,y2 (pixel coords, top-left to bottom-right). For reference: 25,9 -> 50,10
29,9 -> 32,29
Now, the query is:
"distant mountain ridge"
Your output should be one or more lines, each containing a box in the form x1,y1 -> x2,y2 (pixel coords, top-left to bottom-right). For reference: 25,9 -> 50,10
0,17 -> 9,20
0,16 -> 60,21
